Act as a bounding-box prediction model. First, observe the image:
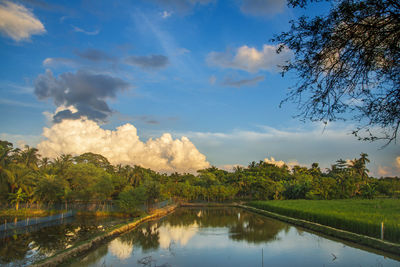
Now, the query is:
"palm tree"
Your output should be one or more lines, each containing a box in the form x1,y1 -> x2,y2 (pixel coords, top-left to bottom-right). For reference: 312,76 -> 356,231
350,153 -> 370,181
19,145 -> 40,169
39,157 -> 51,169
52,154 -> 73,175
9,188 -> 27,210
0,140 -> 13,185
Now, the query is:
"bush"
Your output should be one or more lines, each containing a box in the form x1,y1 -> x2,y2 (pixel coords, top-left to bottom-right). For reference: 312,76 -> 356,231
117,186 -> 146,213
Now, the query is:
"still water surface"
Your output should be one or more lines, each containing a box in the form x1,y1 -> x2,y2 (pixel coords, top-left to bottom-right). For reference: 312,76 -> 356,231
0,216 -> 130,266
69,207 -> 400,267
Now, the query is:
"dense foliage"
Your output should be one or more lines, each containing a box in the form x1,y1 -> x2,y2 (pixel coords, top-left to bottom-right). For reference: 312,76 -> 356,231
274,0 -> 400,143
0,140 -> 399,211
249,199 -> 400,243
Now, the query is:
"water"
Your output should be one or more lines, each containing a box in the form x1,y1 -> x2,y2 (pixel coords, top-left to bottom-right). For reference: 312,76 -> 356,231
68,207 -> 400,267
0,216 -> 130,266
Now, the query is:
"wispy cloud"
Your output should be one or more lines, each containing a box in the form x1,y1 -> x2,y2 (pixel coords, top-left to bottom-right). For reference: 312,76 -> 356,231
222,75 -> 265,88
161,10 -> 172,18
177,123 -> 399,176
43,57 -> 78,68
240,0 -> 286,17
71,25 -> 100,35
74,48 -> 114,62
150,0 -> 214,14
125,54 -> 169,70
0,98 -> 42,108
0,0 -> 45,41
209,75 -> 217,85
0,81 -> 33,94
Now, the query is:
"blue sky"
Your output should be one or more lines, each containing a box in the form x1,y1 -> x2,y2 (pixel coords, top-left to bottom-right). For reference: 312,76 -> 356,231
0,0 -> 399,175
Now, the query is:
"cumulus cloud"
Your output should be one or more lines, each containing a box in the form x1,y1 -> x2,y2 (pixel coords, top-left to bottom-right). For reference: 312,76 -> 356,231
240,0 -> 286,16
37,118 -> 210,173
207,44 -> 292,73
34,69 -> 130,122
222,75 -> 264,88
264,157 -> 286,168
125,54 -> 169,70
0,0 -> 45,41
264,157 -> 299,169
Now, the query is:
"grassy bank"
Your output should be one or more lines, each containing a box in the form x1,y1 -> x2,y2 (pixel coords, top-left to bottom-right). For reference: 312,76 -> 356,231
0,209 -> 65,220
248,199 -> 400,243
75,210 -> 144,218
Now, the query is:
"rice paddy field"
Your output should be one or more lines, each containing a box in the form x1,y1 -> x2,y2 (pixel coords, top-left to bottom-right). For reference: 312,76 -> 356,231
248,199 -> 400,243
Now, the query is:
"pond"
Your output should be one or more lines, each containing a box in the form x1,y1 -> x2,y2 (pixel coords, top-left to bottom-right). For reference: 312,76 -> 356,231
68,207 -> 400,267
0,216 -> 131,267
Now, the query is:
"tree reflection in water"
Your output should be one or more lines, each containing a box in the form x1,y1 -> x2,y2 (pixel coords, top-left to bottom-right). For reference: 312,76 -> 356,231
119,208 -> 288,251
0,216 -> 129,266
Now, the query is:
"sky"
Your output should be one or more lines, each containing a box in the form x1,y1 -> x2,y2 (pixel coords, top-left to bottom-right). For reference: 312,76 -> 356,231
0,0 -> 399,175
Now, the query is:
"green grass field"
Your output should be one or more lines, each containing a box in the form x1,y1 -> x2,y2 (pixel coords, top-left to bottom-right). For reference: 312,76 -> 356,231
248,199 -> 400,243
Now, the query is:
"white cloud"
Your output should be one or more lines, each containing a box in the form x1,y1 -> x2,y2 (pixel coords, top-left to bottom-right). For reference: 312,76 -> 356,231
264,157 -> 286,168
240,0 -> 286,16
0,0 -> 45,41
264,157 -> 300,169
396,156 -> 400,169
161,10 -> 172,18
37,118 -> 210,173
207,44 -> 292,73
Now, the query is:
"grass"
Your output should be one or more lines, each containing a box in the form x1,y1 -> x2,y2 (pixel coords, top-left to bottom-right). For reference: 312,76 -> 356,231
0,208 -> 65,219
248,199 -> 400,243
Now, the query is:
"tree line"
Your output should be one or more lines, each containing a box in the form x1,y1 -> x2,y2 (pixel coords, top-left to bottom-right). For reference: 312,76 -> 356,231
1,140 -> 399,212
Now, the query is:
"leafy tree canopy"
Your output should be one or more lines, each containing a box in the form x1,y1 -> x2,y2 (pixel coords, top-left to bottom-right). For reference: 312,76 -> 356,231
274,0 -> 400,144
